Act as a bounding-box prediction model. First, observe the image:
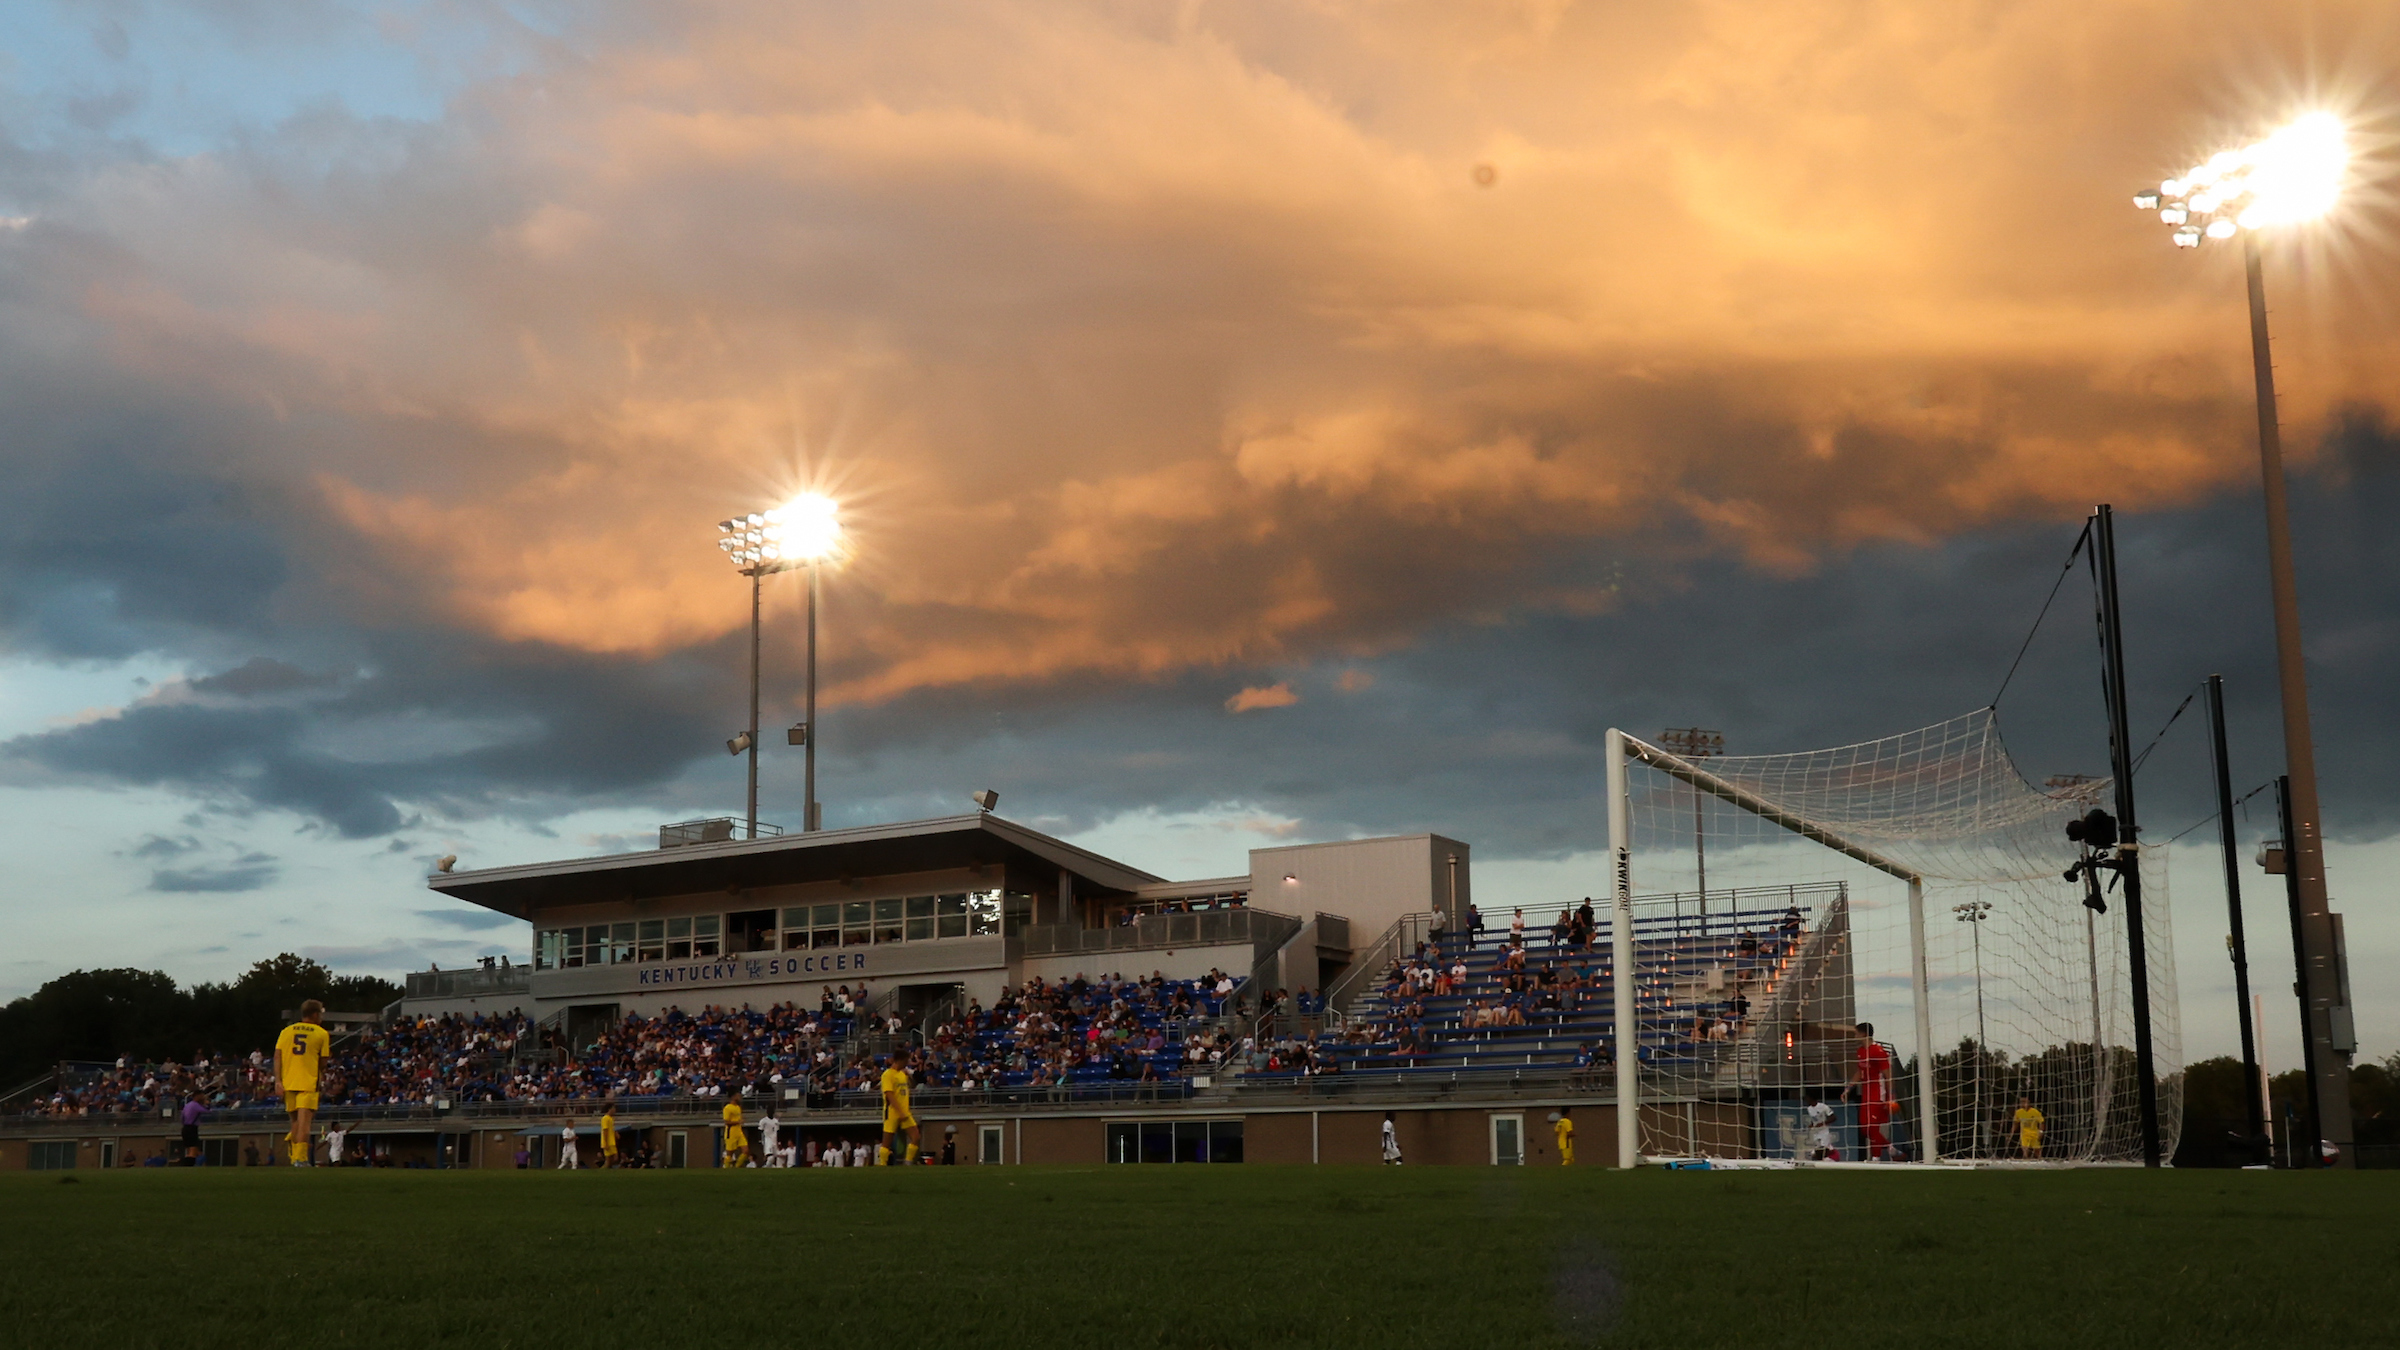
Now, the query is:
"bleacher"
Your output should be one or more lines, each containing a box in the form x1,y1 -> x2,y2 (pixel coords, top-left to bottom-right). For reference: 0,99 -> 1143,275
1239,902 -> 1814,1088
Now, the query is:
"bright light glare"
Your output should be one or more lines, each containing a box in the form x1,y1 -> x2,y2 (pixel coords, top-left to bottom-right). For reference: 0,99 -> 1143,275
763,493 -> 844,562
2238,112 -> 2346,226
2205,218 -> 2238,239
714,492 -> 844,569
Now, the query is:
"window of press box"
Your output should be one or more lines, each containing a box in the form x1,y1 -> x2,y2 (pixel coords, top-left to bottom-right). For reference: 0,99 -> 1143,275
535,914 -> 716,969
1105,1120 -> 1242,1164
769,889 -> 1012,947
727,909 -> 777,954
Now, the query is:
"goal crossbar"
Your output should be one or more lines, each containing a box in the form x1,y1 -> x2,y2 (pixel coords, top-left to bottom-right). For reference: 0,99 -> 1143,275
1608,729 -> 1940,1168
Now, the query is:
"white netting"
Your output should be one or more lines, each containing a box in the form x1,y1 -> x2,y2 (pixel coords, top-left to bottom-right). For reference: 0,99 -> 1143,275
1614,709 -> 2180,1164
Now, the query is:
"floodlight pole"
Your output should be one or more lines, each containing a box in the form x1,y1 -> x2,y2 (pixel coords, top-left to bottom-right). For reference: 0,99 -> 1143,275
2090,504 -> 2161,1166
2241,233 -> 2353,1164
746,567 -> 762,840
805,560 -> 820,832
2206,674 -> 2267,1160
2275,777 -> 2325,1167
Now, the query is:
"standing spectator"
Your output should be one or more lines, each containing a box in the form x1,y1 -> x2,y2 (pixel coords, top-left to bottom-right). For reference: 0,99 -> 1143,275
558,1123 -> 580,1170
1468,905 -> 1485,944
1380,1112 -> 1403,1166
1509,909 -> 1526,946
178,1096 -> 206,1166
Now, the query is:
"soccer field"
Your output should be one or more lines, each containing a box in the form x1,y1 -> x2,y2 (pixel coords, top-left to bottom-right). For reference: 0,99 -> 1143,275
3,1167 -> 2388,1349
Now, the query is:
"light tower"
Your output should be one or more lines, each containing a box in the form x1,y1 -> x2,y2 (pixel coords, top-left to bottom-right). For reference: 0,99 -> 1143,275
717,492 -> 844,838
2131,111 -> 2355,1166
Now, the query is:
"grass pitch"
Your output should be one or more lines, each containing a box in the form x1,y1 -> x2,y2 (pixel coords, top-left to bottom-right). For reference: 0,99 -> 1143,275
2,1166 -> 2388,1349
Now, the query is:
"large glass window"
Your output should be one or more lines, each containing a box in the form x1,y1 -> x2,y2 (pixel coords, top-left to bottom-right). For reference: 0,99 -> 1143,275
666,916 -> 693,960
937,893 -> 968,939
605,922 -> 635,965
692,915 -> 720,958
872,898 -> 904,945
1105,1120 -> 1242,1164
637,919 -> 665,962
842,901 -> 871,947
904,895 -> 935,941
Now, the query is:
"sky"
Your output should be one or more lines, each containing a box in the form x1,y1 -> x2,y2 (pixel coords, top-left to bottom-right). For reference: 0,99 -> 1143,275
3,0 -> 2398,1071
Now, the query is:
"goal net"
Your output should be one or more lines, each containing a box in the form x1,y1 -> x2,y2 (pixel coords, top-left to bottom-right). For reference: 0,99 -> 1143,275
1599,710 -> 2180,1165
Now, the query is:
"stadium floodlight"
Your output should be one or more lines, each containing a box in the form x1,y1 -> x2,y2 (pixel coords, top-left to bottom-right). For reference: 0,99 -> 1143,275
971,789 -> 1000,812
434,854 -> 457,874
716,492 -> 845,839
2131,111 -> 2356,1165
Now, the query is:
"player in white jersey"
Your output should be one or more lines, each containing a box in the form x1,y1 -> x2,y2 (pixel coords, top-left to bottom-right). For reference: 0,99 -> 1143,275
758,1111 -> 781,1167
558,1123 -> 580,1169
1805,1096 -> 1835,1161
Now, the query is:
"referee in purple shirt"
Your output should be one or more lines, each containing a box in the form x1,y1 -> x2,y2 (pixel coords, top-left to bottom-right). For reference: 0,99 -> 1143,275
179,1097 -> 206,1166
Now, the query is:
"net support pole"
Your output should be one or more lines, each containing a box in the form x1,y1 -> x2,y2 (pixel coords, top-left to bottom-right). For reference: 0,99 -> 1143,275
1607,728 -> 1638,1169
1907,877 -> 1938,1163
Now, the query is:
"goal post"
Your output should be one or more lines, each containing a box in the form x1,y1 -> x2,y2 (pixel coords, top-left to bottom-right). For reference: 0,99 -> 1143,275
1600,709 -> 2178,1167
1611,730 -> 1937,1165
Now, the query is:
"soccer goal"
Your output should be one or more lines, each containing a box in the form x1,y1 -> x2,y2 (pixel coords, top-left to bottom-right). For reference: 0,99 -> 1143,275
1602,711 -> 2180,1167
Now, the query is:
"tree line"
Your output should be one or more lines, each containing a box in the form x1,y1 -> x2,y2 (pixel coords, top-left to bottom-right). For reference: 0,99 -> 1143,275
0,956 -> 403,1088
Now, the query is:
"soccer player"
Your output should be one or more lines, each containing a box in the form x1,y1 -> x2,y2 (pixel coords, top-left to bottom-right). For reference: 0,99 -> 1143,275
598,1107 -> 619,1169
758,1109 -> 780,1168
559,1122 -> 580,1170
721,1098 -> 750,1168
1553,1107 -> 1575,1166
1380,1112 -> 1402,1165
273,999 -> 331,1167
1805,1094 -> 1835,1161
1846,1022 -> 1894,1162
2014,1095 -> 2044,1159
879,1050 -> 920,1165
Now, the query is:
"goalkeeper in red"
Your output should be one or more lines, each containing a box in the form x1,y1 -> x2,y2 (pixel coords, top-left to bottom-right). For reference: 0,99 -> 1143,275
1845,1021 -> 1896,1161
274,1000 -> 332,1166
879,1049 -> 920,1165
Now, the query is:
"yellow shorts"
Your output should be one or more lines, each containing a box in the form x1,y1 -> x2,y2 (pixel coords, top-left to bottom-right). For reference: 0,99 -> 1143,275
2020,1134 -> 2041,1149
724,1127 -> 747,1150
601,1140 -> 619,1156
883,1113 -> 917,1134
284,1090 -> 320,1113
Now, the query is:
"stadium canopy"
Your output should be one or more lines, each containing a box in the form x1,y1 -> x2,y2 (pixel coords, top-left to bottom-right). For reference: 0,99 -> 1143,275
427,813 -> 1164,920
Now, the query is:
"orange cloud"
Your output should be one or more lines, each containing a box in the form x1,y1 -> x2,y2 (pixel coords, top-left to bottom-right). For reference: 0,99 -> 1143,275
41,0 -> 2400,710
1226,683 -> 1301,713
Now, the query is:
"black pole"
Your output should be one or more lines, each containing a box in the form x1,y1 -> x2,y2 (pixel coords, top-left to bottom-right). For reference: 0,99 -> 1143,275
2091,505 -> 2162,1166
2206,675 -> 2267,1160
2276,775 -> 2324,1168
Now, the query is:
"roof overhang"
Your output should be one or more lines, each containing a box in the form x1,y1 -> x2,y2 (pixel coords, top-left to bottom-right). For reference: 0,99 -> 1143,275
425,813 -> 1165,920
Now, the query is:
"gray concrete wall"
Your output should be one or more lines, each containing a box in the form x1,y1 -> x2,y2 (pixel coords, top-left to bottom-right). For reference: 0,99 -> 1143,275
1247,834 -> 1471,953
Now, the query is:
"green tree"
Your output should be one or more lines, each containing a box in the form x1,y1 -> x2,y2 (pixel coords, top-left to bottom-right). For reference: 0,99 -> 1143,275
0,968 -> 191,1084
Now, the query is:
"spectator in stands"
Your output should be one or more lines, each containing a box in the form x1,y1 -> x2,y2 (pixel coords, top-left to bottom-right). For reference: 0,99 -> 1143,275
1510,909 -> 1526,945
1468,905 -> 1485,943
1574,898 -> 1598,949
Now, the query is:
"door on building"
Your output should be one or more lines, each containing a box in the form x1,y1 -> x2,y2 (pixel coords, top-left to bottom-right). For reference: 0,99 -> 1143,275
979,1124 -> 1005,1165
668,1131 -> 688,1168
1490,1114 -> 1524,1165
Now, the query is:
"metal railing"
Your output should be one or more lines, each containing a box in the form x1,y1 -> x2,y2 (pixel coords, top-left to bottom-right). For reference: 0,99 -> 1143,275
1323,912 -> 1436,1015
1018,906 -> 1295,958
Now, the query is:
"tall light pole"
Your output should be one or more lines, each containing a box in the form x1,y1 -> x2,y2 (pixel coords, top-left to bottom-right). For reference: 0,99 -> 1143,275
717,493 -> 844,837
2132,111 -> 2355,1165
1953,899 -> 1992,1156
1659,728 -> 1723,925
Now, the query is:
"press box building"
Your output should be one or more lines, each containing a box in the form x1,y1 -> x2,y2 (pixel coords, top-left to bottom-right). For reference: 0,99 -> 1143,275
412,812 -> 1471,1034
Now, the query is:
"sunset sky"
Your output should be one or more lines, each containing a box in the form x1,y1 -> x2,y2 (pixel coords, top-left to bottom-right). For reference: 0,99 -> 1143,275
3,1 -> 2396,1064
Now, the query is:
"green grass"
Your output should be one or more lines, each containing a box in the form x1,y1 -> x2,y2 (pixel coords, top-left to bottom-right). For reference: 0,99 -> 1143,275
2,1167 -> 2390,1348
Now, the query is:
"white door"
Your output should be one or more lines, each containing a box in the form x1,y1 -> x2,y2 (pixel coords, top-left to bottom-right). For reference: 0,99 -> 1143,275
1491,1113 -> 1524,1165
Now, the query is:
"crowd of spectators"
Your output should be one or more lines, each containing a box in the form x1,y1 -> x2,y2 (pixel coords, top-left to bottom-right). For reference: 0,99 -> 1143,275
15,972 -> 1243,1117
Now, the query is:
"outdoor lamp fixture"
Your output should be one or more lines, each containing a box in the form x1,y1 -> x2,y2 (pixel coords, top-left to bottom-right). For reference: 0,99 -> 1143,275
716,491 -> 844,839
971,789 -> 1000,812
2131,110 -> 2356,1165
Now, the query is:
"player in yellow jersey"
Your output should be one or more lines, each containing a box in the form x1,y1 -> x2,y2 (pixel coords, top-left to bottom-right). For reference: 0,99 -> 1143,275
1553,1107 -> 1575,1166
273,1000 -> 332,1166
879,1049 -> 920,1166
2014,1095 -> 2044,1159
598,1107 -> 619,1169
721,1098 -> 750,1168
